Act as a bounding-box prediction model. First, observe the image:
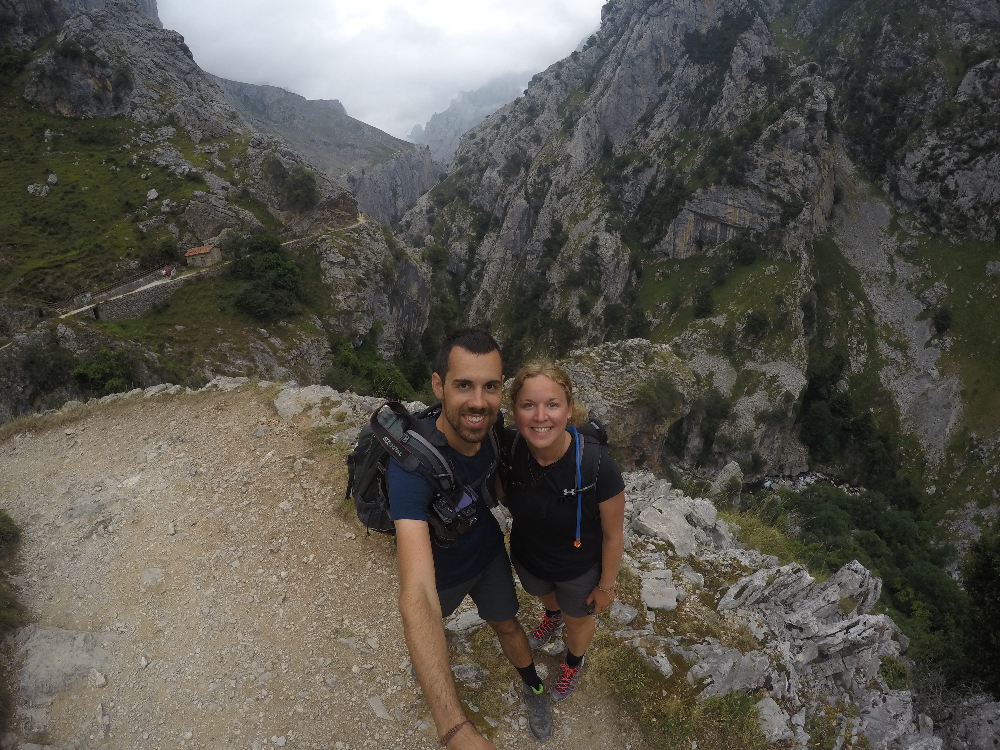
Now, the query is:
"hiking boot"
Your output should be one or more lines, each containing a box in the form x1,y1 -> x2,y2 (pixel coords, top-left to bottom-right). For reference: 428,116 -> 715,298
551,657 -> 585,703
523,682 -> 553,741
527,612 -> 563,649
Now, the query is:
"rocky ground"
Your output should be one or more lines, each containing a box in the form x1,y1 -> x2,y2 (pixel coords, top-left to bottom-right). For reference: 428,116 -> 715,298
1,378 -> 996,750
0,380 -> 648,750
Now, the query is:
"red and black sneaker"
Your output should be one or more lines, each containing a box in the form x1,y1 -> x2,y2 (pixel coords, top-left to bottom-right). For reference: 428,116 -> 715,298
551,657 -> 585,702
527,612 -> 563,648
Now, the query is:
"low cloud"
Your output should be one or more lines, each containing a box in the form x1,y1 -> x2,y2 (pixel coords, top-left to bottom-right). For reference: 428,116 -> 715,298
158,0 -> 605,137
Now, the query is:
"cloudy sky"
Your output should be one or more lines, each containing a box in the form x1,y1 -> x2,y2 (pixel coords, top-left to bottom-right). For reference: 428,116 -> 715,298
157,0 -> 606,138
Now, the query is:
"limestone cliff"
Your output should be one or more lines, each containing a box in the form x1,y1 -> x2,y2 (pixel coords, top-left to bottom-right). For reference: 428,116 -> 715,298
391,0 -> 1000,481
346,147 -> 441,225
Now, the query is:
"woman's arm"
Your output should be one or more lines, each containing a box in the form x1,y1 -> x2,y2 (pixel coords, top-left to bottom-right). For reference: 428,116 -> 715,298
585,490 -> 626,615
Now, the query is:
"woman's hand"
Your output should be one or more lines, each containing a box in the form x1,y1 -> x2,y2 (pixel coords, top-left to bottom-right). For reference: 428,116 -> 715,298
584,585 -> 615,615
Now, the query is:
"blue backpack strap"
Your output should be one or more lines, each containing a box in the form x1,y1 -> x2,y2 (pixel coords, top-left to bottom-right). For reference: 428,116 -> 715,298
568,425 -> 583,548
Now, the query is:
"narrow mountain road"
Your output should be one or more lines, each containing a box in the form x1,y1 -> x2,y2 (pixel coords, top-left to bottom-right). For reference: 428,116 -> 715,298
0,384 -> 648,750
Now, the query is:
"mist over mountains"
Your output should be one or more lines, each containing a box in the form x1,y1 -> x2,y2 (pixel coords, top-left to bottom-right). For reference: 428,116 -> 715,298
410,73 -> 529,165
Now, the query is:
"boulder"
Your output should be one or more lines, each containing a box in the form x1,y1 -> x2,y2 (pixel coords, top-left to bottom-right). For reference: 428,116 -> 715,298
708,461 -> 744,500
641,569 -> 680,611
859,690 -> 914,750
717,564 -> 814,611
9,625 -> 116,712
756,696 -> 794,743
634,502 -> 697,556
939,699 -> 1000,750
610,600 -> 639,626
687,644 -> 773,698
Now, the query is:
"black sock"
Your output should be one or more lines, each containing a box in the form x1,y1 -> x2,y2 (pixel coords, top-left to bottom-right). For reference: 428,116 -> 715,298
516,662 -> 543,691
565,649 -> 583,669
545,608 -> 561,619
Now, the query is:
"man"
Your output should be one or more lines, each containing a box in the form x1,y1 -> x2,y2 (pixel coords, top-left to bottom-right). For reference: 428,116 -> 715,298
388,329 -> 552,748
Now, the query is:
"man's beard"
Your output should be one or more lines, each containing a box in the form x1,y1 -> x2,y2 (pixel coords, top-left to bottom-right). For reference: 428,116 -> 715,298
443,401 -> 495,444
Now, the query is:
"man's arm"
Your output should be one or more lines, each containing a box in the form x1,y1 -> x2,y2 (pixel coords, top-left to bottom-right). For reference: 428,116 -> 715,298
394,519 -> 496,750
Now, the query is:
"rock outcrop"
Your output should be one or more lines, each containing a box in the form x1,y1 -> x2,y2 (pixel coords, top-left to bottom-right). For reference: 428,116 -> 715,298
619,468 -> 911,747
554,338 -> 695,468
283,220 -> 431,354
24,0 -> 244,138
183,191 -> 264,243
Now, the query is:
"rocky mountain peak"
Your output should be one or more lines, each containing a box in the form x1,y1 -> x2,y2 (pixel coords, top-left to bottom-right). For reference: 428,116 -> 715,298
54,0 -> 159,26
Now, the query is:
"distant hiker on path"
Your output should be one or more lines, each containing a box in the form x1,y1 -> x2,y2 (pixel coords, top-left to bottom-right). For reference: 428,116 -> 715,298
387,329 -> 552,748
501,361 -> 626,702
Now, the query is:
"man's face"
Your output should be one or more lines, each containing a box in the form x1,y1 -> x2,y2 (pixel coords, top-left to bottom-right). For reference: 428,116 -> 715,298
431,346 -> 503,452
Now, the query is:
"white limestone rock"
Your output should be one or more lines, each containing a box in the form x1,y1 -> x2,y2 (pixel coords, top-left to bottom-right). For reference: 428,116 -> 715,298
641,569 -> 680,611
756,696 -> 794,743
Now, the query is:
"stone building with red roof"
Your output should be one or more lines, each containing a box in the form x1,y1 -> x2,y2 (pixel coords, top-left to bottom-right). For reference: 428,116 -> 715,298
184,244 -> 221,268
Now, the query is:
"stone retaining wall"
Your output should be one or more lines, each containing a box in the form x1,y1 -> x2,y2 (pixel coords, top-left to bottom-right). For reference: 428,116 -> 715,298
95,267 -> 226,321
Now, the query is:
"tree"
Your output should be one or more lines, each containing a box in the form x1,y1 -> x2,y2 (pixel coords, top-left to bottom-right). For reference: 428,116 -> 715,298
963,520 -> 1000,695
692,285 -> 714,318
230,234 -> 302,321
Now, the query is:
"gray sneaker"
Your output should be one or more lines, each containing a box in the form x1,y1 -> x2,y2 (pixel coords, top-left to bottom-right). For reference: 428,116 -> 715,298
551,657 -> 584,702
522,681 -> 553,741
527,612 -> 563,649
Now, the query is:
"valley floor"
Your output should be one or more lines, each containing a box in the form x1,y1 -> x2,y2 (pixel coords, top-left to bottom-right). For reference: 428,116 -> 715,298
0,384 -> 647,750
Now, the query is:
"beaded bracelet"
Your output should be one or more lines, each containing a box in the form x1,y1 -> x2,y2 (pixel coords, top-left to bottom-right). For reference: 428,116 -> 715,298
598,584 -> 617,600
440,719 -> 471,746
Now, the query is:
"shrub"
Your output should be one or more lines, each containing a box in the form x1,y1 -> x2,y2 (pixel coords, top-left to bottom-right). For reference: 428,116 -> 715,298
231,234 -> 302,321
878,655 -> 909,689
732,235 -> 758,266
710,262 -> 730,286
283,165 -> 320,212
692,285 -> 714,318
323,336 -> 414,400
72,347 -> 138,396
263,157 -> 320,213
932,306 -> 952,335
0,44 -> 29,85
634,373 -> 682,422
20,343 -> 77,400
743,310 -> 770,341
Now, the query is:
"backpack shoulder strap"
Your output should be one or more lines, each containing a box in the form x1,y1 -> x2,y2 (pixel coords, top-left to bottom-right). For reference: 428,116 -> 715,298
370,402 -> 457,496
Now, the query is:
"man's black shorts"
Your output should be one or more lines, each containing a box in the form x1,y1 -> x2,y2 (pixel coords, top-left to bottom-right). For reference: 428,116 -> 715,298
438,550 -> 520,622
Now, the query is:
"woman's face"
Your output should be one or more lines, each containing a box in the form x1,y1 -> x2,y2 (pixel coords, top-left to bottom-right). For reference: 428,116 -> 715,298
514,375 -> 573,452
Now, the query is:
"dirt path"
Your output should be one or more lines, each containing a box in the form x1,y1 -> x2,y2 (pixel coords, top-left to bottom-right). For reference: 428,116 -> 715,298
0,384 -> 647,750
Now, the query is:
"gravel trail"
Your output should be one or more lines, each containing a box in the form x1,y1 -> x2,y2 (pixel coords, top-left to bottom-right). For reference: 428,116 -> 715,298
0,385 -> 646,750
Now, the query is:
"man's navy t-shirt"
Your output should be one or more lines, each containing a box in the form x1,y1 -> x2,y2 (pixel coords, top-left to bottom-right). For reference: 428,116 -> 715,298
386,418 -> 505,591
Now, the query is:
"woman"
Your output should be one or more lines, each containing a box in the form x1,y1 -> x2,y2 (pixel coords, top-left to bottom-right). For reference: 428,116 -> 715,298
501,361 -> 626,702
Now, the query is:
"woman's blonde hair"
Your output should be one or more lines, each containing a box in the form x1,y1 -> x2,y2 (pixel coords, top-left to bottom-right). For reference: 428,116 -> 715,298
508,360 -> 588,425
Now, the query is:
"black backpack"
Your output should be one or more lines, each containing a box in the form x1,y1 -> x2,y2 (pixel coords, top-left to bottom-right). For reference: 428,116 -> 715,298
503,414 -> 609,547
345,401 -> 502,546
